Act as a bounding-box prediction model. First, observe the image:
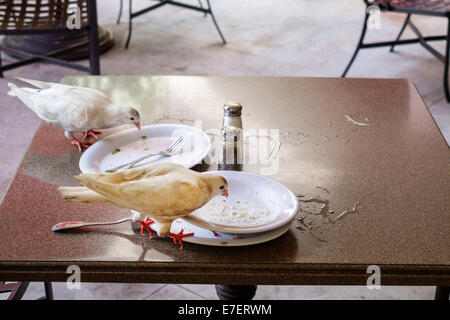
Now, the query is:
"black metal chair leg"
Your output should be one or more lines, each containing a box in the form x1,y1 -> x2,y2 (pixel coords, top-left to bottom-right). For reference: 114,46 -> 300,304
88,30 -> 100,74
434,286 -> 449,300
11,282 -> 29,300
206,0 -> 226,45
117,0 -> 124,24
444,18 -> 450,103
342,12 -> 369,77
390,14 -> 411,52
198,0 -> 206,17
1,282 -> 53,300
215,285 -> 257,300
87,0 -> 100,75
125,0 -> 133,49
1,282 -> 30,300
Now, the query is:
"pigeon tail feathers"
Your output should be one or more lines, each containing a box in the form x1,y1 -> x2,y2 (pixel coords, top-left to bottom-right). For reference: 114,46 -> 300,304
15,77 -> 55,89
57,186 -> 110,203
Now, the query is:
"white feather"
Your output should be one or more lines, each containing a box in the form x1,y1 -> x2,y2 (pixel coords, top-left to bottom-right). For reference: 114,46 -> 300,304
7,77 -> 139,140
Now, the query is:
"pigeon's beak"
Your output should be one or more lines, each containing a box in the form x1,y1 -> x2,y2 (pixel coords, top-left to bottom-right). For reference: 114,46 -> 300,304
222,189 -> 229,198
135,122 -> 141,130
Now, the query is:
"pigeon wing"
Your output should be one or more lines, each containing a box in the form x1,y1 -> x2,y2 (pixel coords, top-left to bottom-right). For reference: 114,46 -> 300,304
73,163 -> 182,201
27,85 -> 112,130
116,175 -> 209,216
74,164 -> 208,216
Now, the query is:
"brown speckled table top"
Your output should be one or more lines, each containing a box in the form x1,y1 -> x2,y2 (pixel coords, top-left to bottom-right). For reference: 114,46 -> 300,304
0,76 -> 449,285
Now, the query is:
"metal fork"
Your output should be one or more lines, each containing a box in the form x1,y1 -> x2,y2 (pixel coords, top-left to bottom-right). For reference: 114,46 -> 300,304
105,135 -> 190,173
52,215 -> 133,232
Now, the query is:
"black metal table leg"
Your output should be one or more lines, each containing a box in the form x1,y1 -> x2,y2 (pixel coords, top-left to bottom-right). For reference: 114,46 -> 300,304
35,282 -> 54,300
124,0 -> 226,49
342,12 -> 369,77
215,285 -> 257,300
125,0 -> 133,49
88,0 -> 101,75
206,0 -> 226,44
434,286 -> 450,300
117,0 -> 124,24
44,282 -> 54,300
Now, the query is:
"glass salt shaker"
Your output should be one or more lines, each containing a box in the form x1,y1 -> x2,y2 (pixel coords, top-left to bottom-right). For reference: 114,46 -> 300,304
219,102 -> 243,171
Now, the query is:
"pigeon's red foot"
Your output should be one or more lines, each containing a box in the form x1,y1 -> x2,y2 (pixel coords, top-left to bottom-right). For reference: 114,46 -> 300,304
169,229 -> 194,248
139,217 -> 154,238
83,130 -> 102,140
70,138 -> 92,152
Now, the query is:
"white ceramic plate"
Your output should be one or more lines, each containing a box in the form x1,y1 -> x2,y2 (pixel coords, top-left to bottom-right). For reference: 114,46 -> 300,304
183,171 -> 299,234
79,124 -> 210,173
170,218 -> 292,247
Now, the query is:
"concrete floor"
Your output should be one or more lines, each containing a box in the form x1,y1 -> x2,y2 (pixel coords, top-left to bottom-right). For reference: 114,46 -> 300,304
0,0 -> 447,299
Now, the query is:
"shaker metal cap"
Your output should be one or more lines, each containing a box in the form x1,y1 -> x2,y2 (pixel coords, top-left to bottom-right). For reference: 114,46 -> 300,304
223,102 -> 242,116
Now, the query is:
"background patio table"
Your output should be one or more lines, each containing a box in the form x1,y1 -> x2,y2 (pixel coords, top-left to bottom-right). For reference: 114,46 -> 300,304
0,76 -> 448,298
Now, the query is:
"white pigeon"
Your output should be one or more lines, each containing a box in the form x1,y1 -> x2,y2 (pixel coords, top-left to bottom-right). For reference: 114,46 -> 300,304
58,163 -> 229,243
7,77 -> 141,151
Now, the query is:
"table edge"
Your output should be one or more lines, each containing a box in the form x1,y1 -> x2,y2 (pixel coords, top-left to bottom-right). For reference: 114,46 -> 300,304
1,261 -> 449,286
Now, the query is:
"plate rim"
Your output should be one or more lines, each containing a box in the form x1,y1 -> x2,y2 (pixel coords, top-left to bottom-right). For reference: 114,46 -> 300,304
177,219 -> 293,247
79,123 -> 211,173
183,170 -> 299,234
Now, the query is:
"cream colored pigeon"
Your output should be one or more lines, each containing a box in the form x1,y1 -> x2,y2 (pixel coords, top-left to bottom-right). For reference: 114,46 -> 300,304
58,163 -> 229,241
7,77 -> 141,151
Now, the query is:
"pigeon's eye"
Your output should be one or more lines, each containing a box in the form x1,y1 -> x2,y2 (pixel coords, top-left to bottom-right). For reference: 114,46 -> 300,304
220,185 -> 225,189
130,117 -> 135,121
